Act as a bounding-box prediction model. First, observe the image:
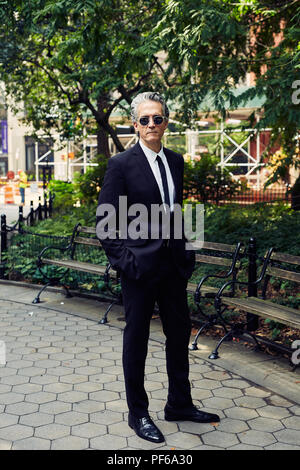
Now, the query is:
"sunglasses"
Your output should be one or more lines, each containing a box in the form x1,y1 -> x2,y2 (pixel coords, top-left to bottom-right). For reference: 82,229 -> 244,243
138,115 -> 165,126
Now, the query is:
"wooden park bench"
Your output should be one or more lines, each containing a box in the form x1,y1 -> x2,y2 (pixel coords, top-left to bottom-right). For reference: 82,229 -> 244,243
32,223 -> 120,324
188,241 -> 244,350
209,248 -> 300,367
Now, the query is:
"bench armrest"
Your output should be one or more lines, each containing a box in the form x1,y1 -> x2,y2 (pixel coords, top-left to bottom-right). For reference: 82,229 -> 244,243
194,242 -> 243,302
214,247 -> 274,309
37,243 -> 72,266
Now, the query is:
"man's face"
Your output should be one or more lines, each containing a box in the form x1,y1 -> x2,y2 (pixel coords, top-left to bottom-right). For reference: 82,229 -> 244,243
134,100 -> 168,151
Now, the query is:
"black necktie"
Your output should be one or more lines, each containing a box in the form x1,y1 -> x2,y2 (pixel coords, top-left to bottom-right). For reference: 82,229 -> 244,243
156,155 -> 170,207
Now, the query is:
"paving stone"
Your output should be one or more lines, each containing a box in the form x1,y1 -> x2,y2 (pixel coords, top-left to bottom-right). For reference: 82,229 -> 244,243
46,366 -> 74,376
289,405 -> 300,416
0,413 -> 19,428
0,392 -> 25,405
25,391 -> 57,404
89,390 -> 120,402
55,411 -> 88,426
108,421 -> 135,437
89,373 -> 116,384
202,397 -> 234,410
234,396 -> 267,409
202,430 -> 239,448
258,405 -> 291,420
90,410 -> 123,425
35,423 -> 70,440
0,439 -> 12,450
165,431 -> 202,449
225,407 -> 258,421
57,391 -> 88,403
213,387 -> 243,399
18,367 -> 46,377
193,379 -> 221,390
244,386 -> 271,398
178,421 -> 214,435
229,444 -> 264,450
5,402 -> 39,416
222,379 -> 250,389
73,400 -> 105,414
0,424 -> 34,441
238,429 -> 276,447
12,383 -> 42,394
12,437 -> 51,450
282,416 -> 300,430
216,418 -> 249,434
203,371 -> 231,381
268,395 -> 294,407
248,416 -> 284,432
127,434 -> 165,450
20,412 -> 54,427
60,374 -> 88,384
51,435 -> 89,450
72,422 -> 107,438
39,401 -> 72,415
0,383 -> 12,393
266,442 -> 300,450
90,433 -> 127,450
43,382 -> 73,393
6,359 -> 33,369
30,374 -> 59,385
0,367 -> 18,378
105,399 -> 129,413
274,429 -> 300,445
1,375 -> 30,385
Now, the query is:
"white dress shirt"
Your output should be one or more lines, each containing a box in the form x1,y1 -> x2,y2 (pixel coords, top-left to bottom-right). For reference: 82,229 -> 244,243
139,140 -> 175,211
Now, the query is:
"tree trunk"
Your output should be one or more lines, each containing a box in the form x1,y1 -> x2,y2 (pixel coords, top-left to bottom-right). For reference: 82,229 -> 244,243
291,175 -> 300,211
96,94 -> 125,157
96,126 -> 110,158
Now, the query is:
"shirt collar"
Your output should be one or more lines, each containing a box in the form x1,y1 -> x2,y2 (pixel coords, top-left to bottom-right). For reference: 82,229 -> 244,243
139,140 -> 164,162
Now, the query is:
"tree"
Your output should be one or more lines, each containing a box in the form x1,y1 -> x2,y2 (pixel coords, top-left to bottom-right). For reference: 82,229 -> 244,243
0,0 -> 168,157
153,0 -> 300,187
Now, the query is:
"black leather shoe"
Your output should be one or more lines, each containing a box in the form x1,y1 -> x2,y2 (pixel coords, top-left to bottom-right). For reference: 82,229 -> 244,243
164,404 -> 220,423
128,414 -> 165,443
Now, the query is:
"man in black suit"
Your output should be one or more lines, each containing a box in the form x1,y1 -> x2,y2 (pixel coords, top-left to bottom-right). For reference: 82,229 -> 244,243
96,92 -> 220,443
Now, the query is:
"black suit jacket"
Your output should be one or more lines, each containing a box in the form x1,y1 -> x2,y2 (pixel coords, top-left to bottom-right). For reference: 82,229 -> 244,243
96,142 -> 195,281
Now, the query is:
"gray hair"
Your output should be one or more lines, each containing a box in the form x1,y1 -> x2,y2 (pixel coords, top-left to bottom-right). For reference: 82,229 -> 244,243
130,92 -> 169,122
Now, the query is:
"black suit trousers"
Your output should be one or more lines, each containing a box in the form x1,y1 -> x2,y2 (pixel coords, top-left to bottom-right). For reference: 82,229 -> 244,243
120,246 -> 193,418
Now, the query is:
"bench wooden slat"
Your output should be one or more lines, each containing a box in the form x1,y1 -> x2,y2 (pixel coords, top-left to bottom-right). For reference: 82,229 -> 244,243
187,282 -> 218,294
42,258 -> 107,275
195,254 -> 233,266
191,240 -> 237,252
77,226 -> 96,234
74,236 -> 102,247
266,266 -> 300,283
271,252 -> 300,265
221,296 -> 300,329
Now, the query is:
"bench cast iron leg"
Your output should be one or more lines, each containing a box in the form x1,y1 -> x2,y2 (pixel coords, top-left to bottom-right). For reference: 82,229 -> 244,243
208,330 -> 233,360
189,321 -> 213,351
32,282 -> 52,304
99,300 -> 117,324
63,285 -> 73,298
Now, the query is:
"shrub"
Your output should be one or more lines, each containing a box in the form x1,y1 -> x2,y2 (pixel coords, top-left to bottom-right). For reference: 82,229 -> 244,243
73,153 -> 108,205
183,154 -> 243,204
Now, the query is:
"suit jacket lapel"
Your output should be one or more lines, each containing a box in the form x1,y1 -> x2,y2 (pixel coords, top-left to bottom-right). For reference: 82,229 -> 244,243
132,142 -> 162,204
164,148 -> 181,205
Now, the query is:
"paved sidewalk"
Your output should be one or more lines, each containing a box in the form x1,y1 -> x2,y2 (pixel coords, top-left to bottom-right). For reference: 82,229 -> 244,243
0,282 -> 299,450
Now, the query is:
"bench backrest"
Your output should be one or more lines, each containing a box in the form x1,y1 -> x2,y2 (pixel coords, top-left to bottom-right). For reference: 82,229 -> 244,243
74,226 -> 101,247
192,241 -> 242,268
266,252 -> 300,284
